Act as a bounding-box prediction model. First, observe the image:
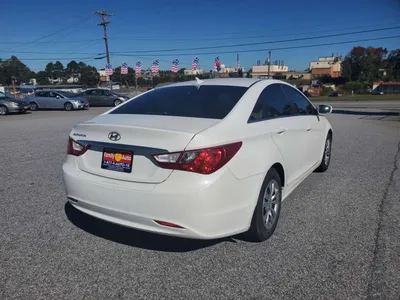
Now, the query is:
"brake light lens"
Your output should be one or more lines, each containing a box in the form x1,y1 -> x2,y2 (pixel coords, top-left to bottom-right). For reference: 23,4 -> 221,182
152,141 -> 242,175
67,137 -> 89,156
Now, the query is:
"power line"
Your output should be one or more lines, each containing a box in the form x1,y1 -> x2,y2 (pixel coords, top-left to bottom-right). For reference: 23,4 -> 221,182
0,39 -> 102,45
111,26 -> 400,54
114,35 -> 400,57
0,16 -> 92,52
109,22 -> 400,42
7,35 -> 400,61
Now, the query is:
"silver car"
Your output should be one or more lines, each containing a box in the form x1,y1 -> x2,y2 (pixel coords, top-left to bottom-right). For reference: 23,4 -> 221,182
26,90 -> 89,111
0,92 -> 30,115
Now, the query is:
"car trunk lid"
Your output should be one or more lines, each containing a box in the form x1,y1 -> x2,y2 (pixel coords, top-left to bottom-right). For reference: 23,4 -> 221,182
71,114 -> 219,183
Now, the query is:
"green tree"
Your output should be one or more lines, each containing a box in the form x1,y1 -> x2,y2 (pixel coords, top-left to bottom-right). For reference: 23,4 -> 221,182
0,56 -> 33,85
80,66 -> 99,87
386,49 -> 400,81
341,46 -> 388,83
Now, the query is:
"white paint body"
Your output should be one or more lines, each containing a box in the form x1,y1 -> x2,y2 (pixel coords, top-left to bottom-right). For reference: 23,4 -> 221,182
62,78 -> 332,239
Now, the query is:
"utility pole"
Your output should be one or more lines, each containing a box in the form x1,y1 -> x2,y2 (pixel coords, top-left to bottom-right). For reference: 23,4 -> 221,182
94,10 -> 113,90
267,51 -> 271,78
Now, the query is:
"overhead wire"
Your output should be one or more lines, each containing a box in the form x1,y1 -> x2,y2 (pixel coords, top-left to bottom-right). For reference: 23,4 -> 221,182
111,26 -> 400,54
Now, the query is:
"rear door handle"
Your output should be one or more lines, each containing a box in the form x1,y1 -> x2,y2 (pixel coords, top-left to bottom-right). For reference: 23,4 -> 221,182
306,127 -> 311,131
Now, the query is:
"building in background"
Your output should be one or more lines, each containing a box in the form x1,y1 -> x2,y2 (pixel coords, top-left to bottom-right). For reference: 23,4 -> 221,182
309,56 -> 342,78
251,64 -> 289,78
184,69 -> 204,76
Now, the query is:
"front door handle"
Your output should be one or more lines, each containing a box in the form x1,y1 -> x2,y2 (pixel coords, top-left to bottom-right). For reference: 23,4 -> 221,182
276,128 -> 286,134
306,127 -> 311,131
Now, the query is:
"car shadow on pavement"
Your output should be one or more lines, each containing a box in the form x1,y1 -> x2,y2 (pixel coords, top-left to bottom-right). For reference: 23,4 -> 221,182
64,202 -> 235,252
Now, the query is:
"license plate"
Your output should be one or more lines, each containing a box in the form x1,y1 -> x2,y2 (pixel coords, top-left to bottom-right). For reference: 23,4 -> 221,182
101,150 -> 133,173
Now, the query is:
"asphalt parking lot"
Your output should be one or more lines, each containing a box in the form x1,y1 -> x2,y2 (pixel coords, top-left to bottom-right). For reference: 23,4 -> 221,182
1,108 -> 399,300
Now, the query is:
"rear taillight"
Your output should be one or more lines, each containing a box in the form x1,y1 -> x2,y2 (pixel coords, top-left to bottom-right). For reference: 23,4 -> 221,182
152,142 -> 242,175
67,137 -> 89,156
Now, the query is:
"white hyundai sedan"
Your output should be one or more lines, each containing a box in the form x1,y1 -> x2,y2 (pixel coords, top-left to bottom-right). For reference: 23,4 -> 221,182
62,78 -> 333,242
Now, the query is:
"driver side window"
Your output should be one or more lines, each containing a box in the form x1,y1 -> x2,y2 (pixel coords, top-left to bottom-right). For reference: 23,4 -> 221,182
249,84 -> 293,122
281,85 -> 315,115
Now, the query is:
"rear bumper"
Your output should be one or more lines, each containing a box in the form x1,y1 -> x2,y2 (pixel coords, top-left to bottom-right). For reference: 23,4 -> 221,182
62,156 -> 263,239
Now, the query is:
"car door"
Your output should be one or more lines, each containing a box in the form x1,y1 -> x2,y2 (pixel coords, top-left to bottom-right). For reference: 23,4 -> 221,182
281,84 -> 324,170
30,92 -> 43,108
248,83 -> 307,187
48,91 -> 64,109
39,91 -> 54,108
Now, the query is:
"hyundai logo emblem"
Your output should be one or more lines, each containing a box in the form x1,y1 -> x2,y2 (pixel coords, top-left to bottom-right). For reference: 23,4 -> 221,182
108,132 -> 121,141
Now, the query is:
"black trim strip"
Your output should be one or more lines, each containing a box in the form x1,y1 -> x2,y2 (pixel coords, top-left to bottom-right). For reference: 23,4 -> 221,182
77,140 -> 168,156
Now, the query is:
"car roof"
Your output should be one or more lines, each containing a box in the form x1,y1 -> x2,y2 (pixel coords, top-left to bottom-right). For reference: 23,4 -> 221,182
157,78 -> 261,88
155,78 -> 294,89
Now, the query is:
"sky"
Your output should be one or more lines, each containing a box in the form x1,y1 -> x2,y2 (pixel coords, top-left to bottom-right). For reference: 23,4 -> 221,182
1,0 -> 399,73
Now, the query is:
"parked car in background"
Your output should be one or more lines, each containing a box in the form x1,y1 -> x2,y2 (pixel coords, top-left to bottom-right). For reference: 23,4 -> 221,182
26,90 -> 89,111
328,92 -> 342,97
63,78 -> 333,242
0,92 -> 30,115
76,89 -> 130,107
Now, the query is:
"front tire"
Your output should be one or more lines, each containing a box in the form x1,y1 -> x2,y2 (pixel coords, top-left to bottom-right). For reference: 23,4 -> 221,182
246,168 -> 282,242
315,134 -> 332,173
64,102 -> 73,111
113,99 -> 121,106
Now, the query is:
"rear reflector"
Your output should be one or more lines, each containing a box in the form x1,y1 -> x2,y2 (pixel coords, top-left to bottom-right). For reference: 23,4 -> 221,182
154,220 -> 184,229
152,141 -> 242,175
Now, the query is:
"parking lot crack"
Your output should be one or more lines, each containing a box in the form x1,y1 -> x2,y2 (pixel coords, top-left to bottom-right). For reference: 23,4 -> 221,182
366,139 -> 400,300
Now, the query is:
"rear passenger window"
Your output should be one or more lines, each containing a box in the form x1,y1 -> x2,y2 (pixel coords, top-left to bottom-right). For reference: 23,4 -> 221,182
249,84 -> 293,122
282,85 -> 315,115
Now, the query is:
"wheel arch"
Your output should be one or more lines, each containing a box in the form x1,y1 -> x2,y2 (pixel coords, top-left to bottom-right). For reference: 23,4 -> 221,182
271,162 -> 285,187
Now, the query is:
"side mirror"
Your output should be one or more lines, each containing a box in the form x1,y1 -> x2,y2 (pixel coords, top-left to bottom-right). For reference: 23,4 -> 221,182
318,104 -> 332,115
56,95 -> 60,99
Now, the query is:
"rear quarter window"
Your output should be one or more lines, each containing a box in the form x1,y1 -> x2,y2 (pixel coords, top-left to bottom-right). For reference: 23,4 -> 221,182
109,85 -> 248,119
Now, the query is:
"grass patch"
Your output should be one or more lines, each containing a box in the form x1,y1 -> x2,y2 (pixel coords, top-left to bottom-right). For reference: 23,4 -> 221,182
310,94 -> 400,101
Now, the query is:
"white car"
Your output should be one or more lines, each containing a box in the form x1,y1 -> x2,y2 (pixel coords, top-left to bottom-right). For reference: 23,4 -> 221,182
62,78 -> 333,242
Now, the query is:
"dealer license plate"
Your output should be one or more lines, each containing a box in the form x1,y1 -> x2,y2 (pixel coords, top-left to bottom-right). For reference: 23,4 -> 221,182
101,150 -> 133,173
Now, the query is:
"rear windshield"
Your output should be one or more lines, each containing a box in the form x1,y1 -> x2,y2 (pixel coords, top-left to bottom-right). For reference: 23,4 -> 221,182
109,85 -> 248,119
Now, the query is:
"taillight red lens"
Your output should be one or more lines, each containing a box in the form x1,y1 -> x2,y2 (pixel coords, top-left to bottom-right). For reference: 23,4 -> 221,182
153,141 -> 242,175
67,137 -> 89,156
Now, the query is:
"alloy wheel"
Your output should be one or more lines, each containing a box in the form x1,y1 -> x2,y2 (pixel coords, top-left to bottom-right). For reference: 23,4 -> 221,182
262,179 -> 280,229
0,106 -> 7,115
324,138 -> 331,165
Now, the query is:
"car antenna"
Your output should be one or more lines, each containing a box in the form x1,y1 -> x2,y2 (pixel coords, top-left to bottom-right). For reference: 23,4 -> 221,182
193,77 -> 204,90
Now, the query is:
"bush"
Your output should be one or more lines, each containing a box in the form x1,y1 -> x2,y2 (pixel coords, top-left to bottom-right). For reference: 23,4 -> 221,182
343,81 -> 368,94
320,87 -> 334,96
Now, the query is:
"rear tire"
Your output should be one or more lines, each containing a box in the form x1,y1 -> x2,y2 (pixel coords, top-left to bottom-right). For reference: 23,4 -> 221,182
246,168 -> 282,242
30,102 -> 38,111
64,102 -> 73,111
0,105 -> 8,115
315,134 -> 332,173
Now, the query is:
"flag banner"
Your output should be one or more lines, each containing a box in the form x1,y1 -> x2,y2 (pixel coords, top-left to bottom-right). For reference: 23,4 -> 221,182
135,61 -> 142,74
192,56 -> 199,70
171,59 -> 179,73
121,63 -> 128,74
105,63 -> 113,75
152,59 -> 160,73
